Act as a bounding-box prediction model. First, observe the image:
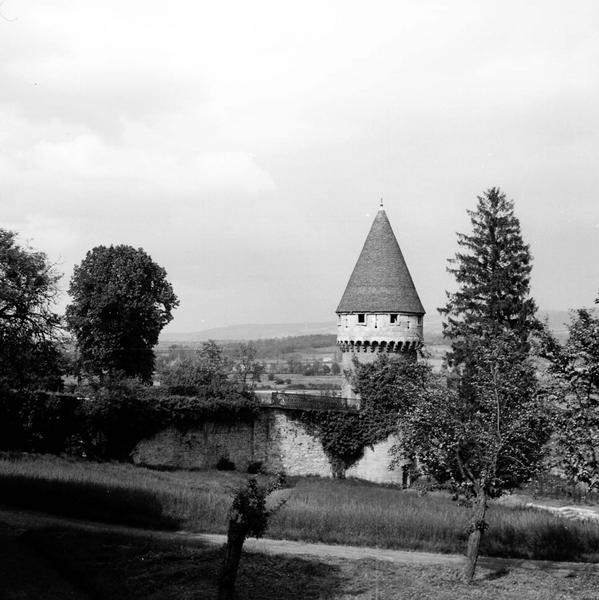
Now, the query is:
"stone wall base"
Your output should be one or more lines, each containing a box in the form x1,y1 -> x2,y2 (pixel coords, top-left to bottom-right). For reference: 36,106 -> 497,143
131,409 -> 404,484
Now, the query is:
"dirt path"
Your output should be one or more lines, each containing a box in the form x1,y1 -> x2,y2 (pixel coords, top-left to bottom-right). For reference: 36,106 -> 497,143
1,505 -> 598,578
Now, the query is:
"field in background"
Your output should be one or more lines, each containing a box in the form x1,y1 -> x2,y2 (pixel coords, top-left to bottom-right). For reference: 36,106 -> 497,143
2,454 -> 599,563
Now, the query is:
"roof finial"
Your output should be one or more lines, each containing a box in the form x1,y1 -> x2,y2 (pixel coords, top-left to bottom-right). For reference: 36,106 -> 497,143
379,197 -> 384,210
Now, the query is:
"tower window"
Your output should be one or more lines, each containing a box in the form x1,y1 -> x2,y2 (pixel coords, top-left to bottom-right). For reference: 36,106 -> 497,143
357,313 -> 365,324
390,314 -> 398,324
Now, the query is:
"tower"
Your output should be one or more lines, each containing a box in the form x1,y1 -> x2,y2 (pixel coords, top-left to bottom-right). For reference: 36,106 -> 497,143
336,204 -> 425,399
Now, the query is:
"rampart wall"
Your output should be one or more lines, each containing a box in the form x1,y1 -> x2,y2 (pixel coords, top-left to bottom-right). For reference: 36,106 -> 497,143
131,407 -> 405,484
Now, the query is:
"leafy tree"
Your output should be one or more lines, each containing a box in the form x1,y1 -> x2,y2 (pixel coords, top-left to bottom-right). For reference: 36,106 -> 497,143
160,340 -> 235,396
0,229 -> 63,390
539,302 -> 599,492
352,353 -> 431,441
295,354 -> 431,479
66,245 -> 178,382
439,187 -> 538,364
229,342 -> 261,389
395,334 -> 550,582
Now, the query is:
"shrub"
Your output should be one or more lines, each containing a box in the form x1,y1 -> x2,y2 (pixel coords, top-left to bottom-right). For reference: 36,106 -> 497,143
246,461 -> 264,475
216,457 -> 236,471
0,385 -> 260,461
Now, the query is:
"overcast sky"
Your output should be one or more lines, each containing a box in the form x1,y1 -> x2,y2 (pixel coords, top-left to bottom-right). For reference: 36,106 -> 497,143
2,1 -> 598,332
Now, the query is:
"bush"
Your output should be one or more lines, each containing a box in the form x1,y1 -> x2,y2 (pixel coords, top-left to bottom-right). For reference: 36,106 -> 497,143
0,388 -> 80,454
246,461 -> 264,474
216,457 -> 236,471
0,384 -> 260,461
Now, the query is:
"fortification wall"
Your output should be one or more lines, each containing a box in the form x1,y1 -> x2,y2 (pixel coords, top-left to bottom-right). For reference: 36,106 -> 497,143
131,409 -> 403,484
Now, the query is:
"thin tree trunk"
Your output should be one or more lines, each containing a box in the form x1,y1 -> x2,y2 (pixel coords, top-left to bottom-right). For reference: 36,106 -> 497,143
463,490 -> 487,583
217,520 -> 247,600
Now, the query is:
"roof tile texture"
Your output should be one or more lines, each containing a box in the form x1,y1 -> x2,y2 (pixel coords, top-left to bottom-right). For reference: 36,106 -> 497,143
336,209 -> 425,314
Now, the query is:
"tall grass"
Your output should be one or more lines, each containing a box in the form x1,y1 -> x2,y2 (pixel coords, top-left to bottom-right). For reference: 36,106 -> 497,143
2,453 -> 599,562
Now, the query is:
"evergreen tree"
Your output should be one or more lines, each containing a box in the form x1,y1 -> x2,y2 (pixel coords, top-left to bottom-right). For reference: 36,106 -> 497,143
440,187 -> 538,363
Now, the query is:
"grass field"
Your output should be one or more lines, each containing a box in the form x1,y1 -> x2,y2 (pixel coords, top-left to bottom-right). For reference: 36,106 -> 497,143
2,453 -> 599,563
3,526 -> 596,600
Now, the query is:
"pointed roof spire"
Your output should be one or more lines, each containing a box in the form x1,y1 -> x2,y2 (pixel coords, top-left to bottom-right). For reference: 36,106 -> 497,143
336,207 -> 425,314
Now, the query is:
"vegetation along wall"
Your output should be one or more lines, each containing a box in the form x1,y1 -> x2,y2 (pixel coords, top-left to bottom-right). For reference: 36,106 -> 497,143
131,408 -> 405,484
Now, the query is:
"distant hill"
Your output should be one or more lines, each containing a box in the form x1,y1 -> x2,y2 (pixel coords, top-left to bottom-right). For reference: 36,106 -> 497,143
160,321 -> 336,343
160,309 -> 583,345
423,309 -> 575,343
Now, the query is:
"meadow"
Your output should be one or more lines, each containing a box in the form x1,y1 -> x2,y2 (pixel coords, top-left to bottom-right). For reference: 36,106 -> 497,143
2,453 -> 599,563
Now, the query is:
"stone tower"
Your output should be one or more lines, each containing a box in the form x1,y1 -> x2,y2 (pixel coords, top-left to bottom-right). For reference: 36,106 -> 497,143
336,204 -> 425,399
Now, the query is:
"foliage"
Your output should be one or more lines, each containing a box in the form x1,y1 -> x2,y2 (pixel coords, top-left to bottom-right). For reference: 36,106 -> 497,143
216,457 -> 236,471
353,353 -> 432,441
66,244 -> 179,382
218,474 -> 286,599
0,384 -> 259,460
227,475 -> 285,539
293,410 -> 371,477
395,333 -> 551,581
160,340 -> 234,395
539,304 -> 599,491
0,389 -> 80,454
291,354 -> 432,477
397,335 -> 550,498
0,229 -> 63,390
228,342 -> 265,388
159,340 -> 265,394
439,188 -> 539,365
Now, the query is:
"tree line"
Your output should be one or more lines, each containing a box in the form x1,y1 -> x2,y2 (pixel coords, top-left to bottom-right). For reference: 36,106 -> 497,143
0,238 -> 179,390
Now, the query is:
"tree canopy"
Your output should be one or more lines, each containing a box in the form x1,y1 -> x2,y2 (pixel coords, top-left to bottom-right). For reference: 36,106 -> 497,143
0,229 -> 63,389
394,334 -> 549,581
540,302 -> 599,492
439,187 -> 538,364
160,340 -> 236,396
66,245 -> 179,382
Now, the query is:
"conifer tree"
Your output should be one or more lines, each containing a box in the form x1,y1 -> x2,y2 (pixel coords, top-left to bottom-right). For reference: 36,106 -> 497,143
439,187 -> 538,363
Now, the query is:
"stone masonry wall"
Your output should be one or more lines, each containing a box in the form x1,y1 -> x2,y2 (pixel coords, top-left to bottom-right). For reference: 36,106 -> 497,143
131,408 -> 403,483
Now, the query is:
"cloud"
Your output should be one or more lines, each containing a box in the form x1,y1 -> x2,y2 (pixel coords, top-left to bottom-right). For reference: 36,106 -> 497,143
1,0 -> 599,330
0,127 -> 276,222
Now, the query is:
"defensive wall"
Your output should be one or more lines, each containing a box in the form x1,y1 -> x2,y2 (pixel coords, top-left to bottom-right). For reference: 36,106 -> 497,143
132,392 -> 406,484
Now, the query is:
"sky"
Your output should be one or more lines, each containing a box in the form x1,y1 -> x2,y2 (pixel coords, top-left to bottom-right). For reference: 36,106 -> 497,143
1,0 -> 598,332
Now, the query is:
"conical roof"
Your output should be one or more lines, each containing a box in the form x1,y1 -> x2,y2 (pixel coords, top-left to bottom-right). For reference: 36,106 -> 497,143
336,208 -> 425,314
